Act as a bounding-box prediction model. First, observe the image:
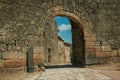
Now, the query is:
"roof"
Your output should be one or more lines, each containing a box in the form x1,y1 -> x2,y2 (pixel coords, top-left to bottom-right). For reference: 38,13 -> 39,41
64,42 -> 71,47
58,36 -> 64,42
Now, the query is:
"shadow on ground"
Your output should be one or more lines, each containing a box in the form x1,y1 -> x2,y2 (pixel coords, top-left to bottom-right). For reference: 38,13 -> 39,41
45,64 -> 85,69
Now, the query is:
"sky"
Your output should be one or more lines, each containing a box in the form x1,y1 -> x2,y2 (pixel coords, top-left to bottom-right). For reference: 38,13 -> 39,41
55,16 -> 72,43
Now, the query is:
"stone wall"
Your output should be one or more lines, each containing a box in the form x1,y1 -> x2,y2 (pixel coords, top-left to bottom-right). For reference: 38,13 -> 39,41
58,37 -> 71,64
44,18 -> 58,65
58,36 -> 65,64
64,43 -> 71,63
0,0 -> 120,71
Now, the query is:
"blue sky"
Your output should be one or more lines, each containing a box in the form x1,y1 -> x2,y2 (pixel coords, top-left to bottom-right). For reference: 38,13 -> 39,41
55,16 -> 72,43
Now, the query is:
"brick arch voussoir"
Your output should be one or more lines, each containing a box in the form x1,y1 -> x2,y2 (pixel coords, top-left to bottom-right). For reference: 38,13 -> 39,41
42,5 -> 95,38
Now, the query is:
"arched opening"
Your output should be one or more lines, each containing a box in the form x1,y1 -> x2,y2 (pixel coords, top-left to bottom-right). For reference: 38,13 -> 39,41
44,15 -> 85,67
55,16 -> 72,65
70,19 -> 85,67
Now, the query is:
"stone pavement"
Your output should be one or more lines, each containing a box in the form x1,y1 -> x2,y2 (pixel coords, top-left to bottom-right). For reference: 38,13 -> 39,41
36,68 -> 113,80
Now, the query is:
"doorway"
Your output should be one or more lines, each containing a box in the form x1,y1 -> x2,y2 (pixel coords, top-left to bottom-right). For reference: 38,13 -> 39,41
55,16 -> 85,67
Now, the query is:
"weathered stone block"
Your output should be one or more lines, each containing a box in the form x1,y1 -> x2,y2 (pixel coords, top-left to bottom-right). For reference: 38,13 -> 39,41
34,46 -> 44,53
84,36 -> 96,42
85,45 -> 96,49
5,60 -> 21,68
96,51 -> 103,58
2,51 -> 19,60
101,46 -> 111,52
111,57 -> 120,62
21,59 -> 27,67
98,3 -> 104,9
0,28 -> 6,35
0,59 -> 5,68
111,50 -> 119,57
86,41 -> 96,46
0,53 -> 2,59
16,46 -> 21,51
98,57 -> 107,64
7,44 -> 16,51
102,51 -> 111,57
86,53 -> 96,58
34,59 -> 40,66
85,57 -> 98,65
0,44 -> 7,51
19,53 -> 26,59
34,53 -> 38,59
21,46 -> 28,54
118,49 -> 120,57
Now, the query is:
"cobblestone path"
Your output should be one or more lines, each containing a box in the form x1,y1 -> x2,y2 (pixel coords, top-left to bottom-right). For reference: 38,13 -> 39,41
37,68 -> 113,80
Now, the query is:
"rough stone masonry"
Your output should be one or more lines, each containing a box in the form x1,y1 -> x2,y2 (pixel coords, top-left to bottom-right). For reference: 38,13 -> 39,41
0,0 -> 120,72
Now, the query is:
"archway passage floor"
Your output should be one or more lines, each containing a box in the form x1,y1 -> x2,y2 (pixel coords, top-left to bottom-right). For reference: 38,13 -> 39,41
37,68 -> 113,80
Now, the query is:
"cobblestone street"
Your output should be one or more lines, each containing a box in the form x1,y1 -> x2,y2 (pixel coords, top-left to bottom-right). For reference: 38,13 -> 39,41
37,67 -> 113,80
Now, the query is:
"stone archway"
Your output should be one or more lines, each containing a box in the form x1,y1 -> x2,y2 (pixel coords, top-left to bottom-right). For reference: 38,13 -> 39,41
0,0 -> 120,73
42,5 -> 96,66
